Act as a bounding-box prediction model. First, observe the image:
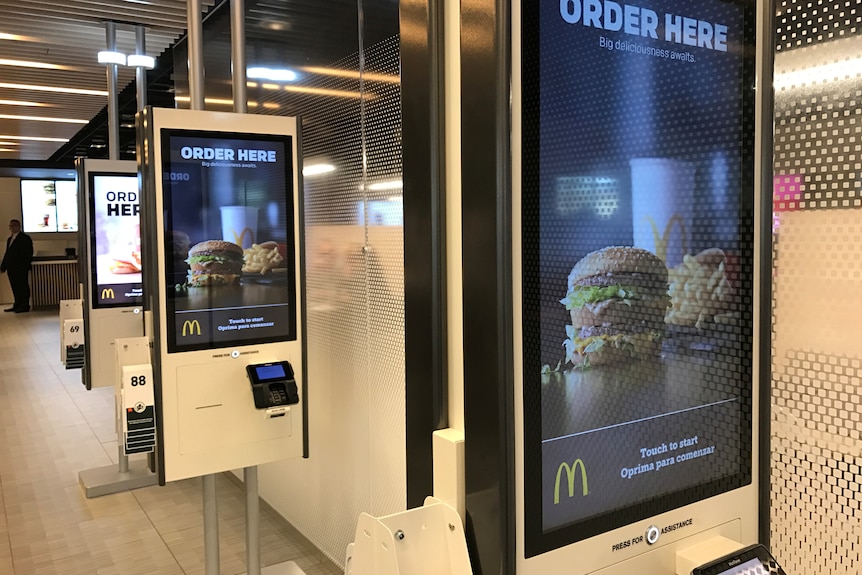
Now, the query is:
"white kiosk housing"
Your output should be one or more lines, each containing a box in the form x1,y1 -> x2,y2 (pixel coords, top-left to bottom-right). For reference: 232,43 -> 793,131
76,158 -> 145,390
138,107 -> 306,483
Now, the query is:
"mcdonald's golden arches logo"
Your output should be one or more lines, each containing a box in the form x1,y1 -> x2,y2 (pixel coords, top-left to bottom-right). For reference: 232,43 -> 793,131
101,288 -> 115,300
554,459 -> 589,504
182,319 -> 202,336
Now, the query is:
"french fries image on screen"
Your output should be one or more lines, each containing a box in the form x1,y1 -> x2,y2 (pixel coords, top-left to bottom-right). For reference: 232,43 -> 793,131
242,241 -> 284,275
665,248 -> 736,329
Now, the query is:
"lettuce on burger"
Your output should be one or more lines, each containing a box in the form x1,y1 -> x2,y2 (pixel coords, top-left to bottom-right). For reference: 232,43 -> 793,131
186,240 -> 244,287
561,246 -> 670,367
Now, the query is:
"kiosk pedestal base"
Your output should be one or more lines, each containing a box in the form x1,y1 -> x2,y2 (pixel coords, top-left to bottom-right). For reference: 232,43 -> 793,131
78,460 -> 158,498
239,561 -> 306,575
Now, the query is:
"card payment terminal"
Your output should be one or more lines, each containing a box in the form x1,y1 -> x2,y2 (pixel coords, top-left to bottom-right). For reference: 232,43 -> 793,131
246,361 -> 299,410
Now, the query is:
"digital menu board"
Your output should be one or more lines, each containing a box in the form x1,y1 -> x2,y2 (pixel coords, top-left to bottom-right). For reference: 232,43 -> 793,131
89,173 -> 143,308
521,0 -> 756,556
20,179 -> 78,232
161,130 -> 297,353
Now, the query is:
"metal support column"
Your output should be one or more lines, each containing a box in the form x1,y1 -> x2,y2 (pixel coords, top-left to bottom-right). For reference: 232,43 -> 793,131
106,22 -> 120,161
231,1 -> 258,573
78,21 -> 159,498
185,1 -> 218,571
187,0 -> 205,110
136,25 -> 148,109
231,0 -> 247,114
203,474 -> 220,575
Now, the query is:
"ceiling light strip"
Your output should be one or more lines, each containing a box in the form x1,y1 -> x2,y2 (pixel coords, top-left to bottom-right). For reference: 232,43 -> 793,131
0,99 -> 51,108
0,114 -> 87,124
0,82 -> 108,96
0,32 -> 35,41
0,58 -> 73,71
0,134 -> 69,142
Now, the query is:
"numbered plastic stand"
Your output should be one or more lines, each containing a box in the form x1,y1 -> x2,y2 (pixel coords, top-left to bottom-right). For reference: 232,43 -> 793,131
59,299 -> 84,368
345,497 -> 473,575
78,337 -> 158,497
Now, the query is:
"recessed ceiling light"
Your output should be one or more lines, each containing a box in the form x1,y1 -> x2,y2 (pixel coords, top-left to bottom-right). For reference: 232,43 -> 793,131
367,180 -> 403,191
247,67 -> 298,82
97,51 -> 126,66
0,134 -> 68,142
0,58 -> 74,71
127,54 -> 155,69
0,141 -> 21,146
0,113 -> 88,124
303,164 -> 336,176
0,148 -> 16,152
0,82 -> 108,96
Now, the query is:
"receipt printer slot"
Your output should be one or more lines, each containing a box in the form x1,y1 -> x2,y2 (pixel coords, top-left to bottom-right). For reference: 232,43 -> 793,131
246,361 -> 299,409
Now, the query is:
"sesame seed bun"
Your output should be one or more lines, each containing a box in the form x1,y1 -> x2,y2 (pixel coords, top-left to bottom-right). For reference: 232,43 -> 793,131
188,240 -> 244,257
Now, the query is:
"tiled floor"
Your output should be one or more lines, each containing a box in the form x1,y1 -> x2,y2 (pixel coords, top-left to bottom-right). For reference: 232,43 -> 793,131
0,309 -> 342,575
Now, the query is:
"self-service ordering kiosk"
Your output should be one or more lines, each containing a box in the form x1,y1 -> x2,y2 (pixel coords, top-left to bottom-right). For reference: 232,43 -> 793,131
138,106 -> 306,483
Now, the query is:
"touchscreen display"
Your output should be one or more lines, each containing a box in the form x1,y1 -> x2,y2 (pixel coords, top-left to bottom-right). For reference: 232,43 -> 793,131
161,129 -> 297,353
89,173 -> 142,308
522,0 -> 756,555
255,364 -> 286,381
21,179 -> 77,232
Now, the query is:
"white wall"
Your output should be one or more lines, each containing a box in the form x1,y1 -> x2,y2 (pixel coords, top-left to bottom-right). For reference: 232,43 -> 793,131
0,176 -> 80,305
249,225 -> 406,568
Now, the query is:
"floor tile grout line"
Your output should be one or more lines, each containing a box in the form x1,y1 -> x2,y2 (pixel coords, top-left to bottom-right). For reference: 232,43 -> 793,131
27,310 -> 126,468
130,487 -> 190,575
0,470 -> 17,575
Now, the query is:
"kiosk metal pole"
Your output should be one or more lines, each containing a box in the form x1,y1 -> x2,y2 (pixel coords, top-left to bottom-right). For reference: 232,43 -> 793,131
135,26 -> 147,109
232,0 -> 247,115
244,466 -> 260,574
185,2 -> 218,573
203,473 -> 219,574
105,21 -> 131,475
230,1 -> 261,573
135,24 -> 158,476
106,22 -> 120,161
187,0 -> 205,110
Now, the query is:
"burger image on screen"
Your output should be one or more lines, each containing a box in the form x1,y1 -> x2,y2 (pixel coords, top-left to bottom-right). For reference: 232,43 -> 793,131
108,252 -> 141,274
560,246 -> 670,367
186,240 -> 244,287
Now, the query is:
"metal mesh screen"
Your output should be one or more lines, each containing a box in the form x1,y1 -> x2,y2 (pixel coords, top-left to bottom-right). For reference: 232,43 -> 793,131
770,1 -> 862,571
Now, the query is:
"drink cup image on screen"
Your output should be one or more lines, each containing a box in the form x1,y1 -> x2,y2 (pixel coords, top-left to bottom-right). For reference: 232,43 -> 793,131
220,205 -> 258,249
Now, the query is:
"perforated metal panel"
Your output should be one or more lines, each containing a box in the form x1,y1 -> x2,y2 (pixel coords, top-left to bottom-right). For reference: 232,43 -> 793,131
770,2 -> 862,572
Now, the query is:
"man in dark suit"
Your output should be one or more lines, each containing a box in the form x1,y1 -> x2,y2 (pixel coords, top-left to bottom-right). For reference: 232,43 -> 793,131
1,219 -> 34,313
